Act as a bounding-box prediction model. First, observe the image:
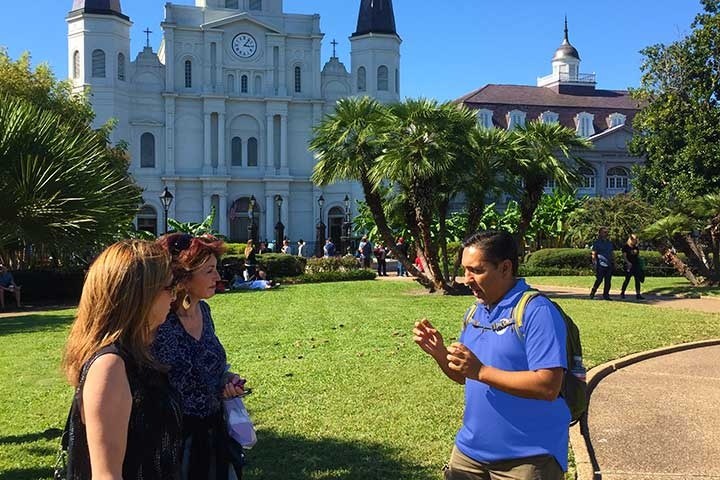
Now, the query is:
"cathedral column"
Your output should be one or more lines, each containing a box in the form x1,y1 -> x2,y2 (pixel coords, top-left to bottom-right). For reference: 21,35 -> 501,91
280,113 -> 288,172
312,38 -> 322,98
599,161 -> 607,197
281,196 -> 289,239
218,113 -> 226,175
219,193 -> 228,236
164,96 -> 176,174
265,194 -> 274,242
203,112 -> 212,174
266,114 -> 274,171
164,28 -> 175,91
278,45 -> 287,96
202,189 -> 211,219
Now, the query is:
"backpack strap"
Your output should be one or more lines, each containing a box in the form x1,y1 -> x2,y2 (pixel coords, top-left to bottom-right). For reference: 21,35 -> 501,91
462,302 -> 479,330
511,289 -> 542,340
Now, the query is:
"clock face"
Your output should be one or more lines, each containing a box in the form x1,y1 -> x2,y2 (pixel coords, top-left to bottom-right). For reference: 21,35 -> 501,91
232,33 -> 257,58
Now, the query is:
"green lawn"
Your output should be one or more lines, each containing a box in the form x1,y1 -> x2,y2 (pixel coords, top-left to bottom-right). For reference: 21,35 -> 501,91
526,275 -> 720,297
1,280 -> 719,479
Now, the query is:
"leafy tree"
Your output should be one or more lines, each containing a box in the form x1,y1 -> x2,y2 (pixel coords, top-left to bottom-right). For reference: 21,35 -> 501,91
167,207 -> 220,237
528,190 -> 584,249
630,0 -> 720,205
566,194 -> 657,248
507,121 -> 592,252
0,94 -> 142,267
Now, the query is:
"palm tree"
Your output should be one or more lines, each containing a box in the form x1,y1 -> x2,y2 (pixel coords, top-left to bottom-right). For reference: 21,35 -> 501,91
375,99 -> 476,292
643,214 -> 700,285
508,121 -> 592,253
310,96 -> 426,283
0,94 -> 142,267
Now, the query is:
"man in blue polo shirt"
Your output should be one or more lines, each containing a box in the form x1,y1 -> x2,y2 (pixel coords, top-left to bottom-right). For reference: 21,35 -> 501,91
413,231 -> 568,479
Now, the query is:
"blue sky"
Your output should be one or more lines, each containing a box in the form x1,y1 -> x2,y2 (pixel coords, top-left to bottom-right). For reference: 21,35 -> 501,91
1,1 -> 704,101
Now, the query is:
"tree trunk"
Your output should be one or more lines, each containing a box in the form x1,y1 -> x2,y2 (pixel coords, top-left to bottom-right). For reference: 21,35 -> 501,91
657,243 -> 700,286
438,197 -> 450,283
517,185 -> 543,255
359,174 -> 427,286
675,234 -> 713,280
452,200 -> 485,287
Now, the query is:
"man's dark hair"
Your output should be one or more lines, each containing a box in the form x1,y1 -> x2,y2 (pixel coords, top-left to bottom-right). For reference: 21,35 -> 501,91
462,231 -> 519,276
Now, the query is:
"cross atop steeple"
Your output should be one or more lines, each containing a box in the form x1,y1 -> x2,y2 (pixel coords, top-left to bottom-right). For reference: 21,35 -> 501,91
144,27 -> 152,48
331,39 -> 338,58
564,15 -> 569,42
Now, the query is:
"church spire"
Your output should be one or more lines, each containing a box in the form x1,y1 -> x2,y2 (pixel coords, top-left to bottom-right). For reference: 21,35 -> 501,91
69,0 -> 128,20
352,0 -> 398,37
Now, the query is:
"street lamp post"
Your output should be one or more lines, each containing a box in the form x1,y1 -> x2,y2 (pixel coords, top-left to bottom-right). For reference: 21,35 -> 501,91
315,194 -> 326,257
159,187 -> 174,234
274,195 -> 284,252
341,194 -> 351,255
247,195 -> 257,243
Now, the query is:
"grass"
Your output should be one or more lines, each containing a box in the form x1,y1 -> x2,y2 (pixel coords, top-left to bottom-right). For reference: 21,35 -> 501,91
525,275 -> 720,297
1,280 -> 719,479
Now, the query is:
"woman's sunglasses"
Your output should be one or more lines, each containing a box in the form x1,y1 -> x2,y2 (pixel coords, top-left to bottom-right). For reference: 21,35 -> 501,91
168,233 -> 218,256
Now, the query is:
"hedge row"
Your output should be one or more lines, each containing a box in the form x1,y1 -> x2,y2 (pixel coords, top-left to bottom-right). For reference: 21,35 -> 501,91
524,248 -> 680,277
305,256 -> 361,274
278,269 -> 377,284
221,253 -> 307,279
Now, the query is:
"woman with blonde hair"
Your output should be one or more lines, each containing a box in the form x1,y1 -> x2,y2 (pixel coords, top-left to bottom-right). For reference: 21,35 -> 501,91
62,240 -> 182,479
244,238 -> 257,281
621,233 -> 644,300
153,233 -> 247,479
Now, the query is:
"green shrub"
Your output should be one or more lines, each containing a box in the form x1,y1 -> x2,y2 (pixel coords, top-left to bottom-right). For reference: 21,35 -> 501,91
279,269 -> 376,284
224,243 -> 247,255
519,266 -> 594,277
220,253 -> 306,278
305,256 -> 361,274
524,248 -> 680,277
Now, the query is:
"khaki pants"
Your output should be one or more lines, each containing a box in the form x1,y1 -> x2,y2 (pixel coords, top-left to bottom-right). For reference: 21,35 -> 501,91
443,446 -> 563,480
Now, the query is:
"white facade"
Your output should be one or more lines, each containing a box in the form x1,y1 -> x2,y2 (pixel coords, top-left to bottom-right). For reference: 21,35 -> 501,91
67,0 -> 399,247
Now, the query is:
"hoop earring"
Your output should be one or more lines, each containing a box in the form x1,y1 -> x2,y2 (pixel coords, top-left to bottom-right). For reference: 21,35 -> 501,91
182,294 -> 192,310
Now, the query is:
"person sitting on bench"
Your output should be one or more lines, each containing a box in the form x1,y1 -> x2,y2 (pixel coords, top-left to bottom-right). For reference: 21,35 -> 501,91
0,264 -> 22,309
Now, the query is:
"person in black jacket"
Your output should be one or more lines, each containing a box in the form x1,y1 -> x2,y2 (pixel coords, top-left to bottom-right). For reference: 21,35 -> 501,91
620,234 -> 644,300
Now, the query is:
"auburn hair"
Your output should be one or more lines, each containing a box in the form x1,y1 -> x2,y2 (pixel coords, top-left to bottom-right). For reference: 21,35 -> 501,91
62,240 -> 171,386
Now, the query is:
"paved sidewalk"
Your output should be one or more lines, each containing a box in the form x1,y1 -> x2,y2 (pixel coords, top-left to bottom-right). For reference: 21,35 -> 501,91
582,344 -> 720,479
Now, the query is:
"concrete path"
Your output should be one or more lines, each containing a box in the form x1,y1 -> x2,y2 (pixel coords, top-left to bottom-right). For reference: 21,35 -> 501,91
583,344 -> 720,479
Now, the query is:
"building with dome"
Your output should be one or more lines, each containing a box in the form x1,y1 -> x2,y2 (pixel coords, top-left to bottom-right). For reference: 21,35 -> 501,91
457,19 -> 642,197
67,0 -> 400,248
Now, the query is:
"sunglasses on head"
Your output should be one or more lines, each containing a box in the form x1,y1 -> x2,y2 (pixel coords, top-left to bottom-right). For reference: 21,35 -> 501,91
168,233 -> 218,256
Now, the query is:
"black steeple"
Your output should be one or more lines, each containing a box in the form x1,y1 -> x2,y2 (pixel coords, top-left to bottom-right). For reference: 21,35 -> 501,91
352,0 -> 397,37
69,0 -> 129,20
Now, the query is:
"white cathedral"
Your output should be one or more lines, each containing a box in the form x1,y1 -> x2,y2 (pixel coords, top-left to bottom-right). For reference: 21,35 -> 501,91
67,0 -> 400,248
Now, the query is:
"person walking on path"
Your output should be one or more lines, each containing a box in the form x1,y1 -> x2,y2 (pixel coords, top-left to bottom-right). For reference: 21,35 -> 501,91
590,227 -> 614,300
413,231 -> 569,480
297,239 -> 306,258
323,238 -> 336,258
358,236 -> 373,268
374,242 -> 388,276
395,237 -> 409,276
620,234 -> 644,300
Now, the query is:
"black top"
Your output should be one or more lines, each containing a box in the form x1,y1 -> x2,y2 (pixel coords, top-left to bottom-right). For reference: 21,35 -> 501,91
352,0 -> 398,37
66,344 -> 183,480
621,243 -> 640,265
245,249 -> 257,266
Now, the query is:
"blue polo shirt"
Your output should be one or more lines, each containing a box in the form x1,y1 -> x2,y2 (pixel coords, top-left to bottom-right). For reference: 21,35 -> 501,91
456,279 -> 570,471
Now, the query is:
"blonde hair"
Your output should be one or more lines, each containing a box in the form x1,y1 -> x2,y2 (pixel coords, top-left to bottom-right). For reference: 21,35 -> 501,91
627,233 -> 639,245
244,239 -> 254,258
62,240 -> 171,386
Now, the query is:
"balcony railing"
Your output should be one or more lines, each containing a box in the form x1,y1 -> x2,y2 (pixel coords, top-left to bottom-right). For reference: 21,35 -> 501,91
537,72 -> 597,86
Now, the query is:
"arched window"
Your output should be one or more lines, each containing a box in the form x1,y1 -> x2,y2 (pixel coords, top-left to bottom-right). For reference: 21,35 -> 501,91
92,49 -> 106,78
476,109 -> 493,129
575,112 -> 595,137
184,60 -> 192,88
140,133 -> 155,168
226,0 -> 238,7
579,166 -> 596,190
241,75 -> 248,93
328,206 -> 345,246
117,53 -> 125,81
227,74 -> 235,94
247,137 -> 258,167
607,112 -> 627,128
606,167 -> 630,191
73,51 -> 80,79
254,75 -> 262,94
507,110 -> 526,130
540,111 -> 559,124
377,65 -> 389,91
294,66 -> 302,93
137,205 -> 158,235
249,0 -> 262,10
231,137 -> 243,166
357,66 -> 366,92
229,197 -> 262,242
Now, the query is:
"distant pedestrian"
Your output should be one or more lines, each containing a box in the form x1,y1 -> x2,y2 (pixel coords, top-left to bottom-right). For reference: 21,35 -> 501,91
590,227 -> 614,300
358,236 -> 373,268
620,234 -> 644,300
374,242 -> 388,276
396,237 -> 409,276
244,239 -> 257,281
297,239 -> 306,257
323,238 -> 336,258
281,239 -> 292,255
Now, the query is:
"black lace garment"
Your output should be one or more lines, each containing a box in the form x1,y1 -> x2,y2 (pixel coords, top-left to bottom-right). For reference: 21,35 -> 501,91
66,344 -> 183,480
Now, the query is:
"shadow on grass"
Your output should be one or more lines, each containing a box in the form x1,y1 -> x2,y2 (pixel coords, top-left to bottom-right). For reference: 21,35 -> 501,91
0,467 -> 54,480
0,313 -> 74,337
644,285 -> 718,298
0,428 -> 62,445
244,429 -> 436,480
